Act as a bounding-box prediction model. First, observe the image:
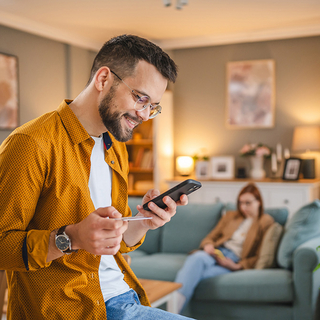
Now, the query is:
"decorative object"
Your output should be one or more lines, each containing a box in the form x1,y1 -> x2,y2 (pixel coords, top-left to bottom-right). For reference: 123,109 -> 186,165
249,155 -> 266,179
291,126 -> 320,179
176,156 -> 194,176
226,59 -> 275,129
240,143 -> 271,179
210,156 -> 235,179
236,167 -> 246,178
195,160 -> 210,179
0,52 -> 19,129
239,143 -> 271,157
282,158 -> 302,180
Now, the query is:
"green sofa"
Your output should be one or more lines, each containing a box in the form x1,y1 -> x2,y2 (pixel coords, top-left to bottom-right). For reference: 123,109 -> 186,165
127,198 -> 320,320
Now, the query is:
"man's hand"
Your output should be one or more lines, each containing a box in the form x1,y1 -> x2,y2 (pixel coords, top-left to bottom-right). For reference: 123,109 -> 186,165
136,189 -> 188,230
47,207 -> 129,262
122,189 -> 188,247
68,207 -> 128,256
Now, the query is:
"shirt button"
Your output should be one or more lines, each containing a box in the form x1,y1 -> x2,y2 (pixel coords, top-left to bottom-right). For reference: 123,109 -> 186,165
122,270 -> 126,274
91,273 -> 94,279
97,300 -> 100,305
111,160 -> 115,164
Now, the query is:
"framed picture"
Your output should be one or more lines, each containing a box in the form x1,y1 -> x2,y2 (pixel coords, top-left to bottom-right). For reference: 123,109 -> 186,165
282,158 -> 302,180
0,52 -> 19,130
226,59 -> 275,129
195,160 -> 210,179
211,156 -> 235,179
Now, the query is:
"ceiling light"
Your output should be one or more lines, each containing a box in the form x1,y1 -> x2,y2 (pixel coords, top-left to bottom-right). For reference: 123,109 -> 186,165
162,0 -> 188,9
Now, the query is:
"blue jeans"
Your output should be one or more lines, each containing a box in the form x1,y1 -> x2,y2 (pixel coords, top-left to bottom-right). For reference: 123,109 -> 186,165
175,247 -> 240,309
105,289 -> 195,320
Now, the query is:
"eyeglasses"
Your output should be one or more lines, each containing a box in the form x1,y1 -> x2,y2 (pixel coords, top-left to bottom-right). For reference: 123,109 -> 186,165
110,70 -> 162,119
238,200 -> 257,206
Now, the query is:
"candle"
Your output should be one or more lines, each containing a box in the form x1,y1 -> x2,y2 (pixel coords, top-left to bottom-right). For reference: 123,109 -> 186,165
271,153 -> 277,173
276,143 -> 282,162
284,148 -> 290,159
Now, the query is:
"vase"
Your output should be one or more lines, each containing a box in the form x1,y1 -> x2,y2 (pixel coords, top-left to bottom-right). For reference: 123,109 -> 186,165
249,156 -> 266,179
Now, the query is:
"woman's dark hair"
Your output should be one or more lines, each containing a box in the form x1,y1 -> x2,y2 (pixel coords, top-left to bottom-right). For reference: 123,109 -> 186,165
87,34 -> 178,85
237,183 -> 264,218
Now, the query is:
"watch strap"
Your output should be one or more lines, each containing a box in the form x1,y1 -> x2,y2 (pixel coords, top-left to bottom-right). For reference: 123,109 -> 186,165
56,225 -> 78,254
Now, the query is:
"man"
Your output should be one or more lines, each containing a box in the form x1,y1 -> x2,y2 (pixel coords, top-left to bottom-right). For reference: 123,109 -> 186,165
0,35 -> 194,319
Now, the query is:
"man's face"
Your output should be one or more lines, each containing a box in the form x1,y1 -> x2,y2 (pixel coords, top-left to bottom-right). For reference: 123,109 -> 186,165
98,60 -> 168,142
98,85 -> 142,142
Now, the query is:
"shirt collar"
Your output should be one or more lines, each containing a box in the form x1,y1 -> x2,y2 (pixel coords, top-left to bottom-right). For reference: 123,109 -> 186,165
57,100 -> 92,145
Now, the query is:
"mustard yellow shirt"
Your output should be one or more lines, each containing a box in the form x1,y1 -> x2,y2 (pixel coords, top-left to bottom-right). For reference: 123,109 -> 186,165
0,100 -> 149,319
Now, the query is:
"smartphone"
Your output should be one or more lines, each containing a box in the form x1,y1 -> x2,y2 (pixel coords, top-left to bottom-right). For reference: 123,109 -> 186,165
142,179 -> 202,211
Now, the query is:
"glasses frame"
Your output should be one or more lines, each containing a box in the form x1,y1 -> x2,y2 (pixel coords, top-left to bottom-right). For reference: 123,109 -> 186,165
110,70 -> 162,119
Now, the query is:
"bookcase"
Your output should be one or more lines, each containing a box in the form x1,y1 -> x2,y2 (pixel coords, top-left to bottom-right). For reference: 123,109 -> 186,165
126,90 -> 174,196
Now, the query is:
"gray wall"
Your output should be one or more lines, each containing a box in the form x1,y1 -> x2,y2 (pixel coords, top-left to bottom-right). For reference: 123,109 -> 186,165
1,24 -> 319,176
0,24 -> 96,143
172,36 -> 320,174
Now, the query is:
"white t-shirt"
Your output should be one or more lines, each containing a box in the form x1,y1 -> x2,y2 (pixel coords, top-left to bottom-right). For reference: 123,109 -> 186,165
223,218 -> 253,257
88,136 -> 130,302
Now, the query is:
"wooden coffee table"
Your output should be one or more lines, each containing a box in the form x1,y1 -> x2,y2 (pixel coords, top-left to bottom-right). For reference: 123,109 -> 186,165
139,279 -> 182,314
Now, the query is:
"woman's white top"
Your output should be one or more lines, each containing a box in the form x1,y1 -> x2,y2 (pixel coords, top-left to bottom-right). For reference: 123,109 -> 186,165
223,217 -> 253,257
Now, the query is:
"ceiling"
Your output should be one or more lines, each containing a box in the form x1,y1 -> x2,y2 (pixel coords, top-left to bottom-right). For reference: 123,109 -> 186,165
0,0 -> 320,51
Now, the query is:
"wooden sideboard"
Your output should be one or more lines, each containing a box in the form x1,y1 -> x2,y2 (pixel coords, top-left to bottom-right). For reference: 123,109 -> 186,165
167,178 -> 320,221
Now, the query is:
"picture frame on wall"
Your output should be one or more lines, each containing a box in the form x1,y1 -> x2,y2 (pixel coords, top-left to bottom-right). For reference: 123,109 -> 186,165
195,160 -> 210,179
0,52 -> 19,130
211,156 -> 235,179
226,59 -> 275,129
282,158 -> 302,181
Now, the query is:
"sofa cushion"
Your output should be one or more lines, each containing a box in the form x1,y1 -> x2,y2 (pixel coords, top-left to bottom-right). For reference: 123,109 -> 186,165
255,222 -> 283,269
277,200 -> 320,269
194,269 -> 293,302
224,202 -> 288,226
130,253 -> 187,281
161,203 -> 224,254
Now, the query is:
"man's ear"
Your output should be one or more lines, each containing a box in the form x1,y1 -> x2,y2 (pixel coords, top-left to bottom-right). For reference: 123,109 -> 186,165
94,67 -> 112,92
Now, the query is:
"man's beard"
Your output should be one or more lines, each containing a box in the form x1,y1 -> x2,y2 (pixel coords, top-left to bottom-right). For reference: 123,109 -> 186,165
98,86 -> 142,142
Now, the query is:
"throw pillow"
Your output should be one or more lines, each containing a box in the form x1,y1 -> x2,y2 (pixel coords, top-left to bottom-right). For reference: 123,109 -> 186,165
255,222 -> 283,269
277,200 -> 320,269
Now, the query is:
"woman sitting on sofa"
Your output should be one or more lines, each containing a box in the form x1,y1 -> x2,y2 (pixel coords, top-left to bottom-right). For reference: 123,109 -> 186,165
175,183 -> 274,313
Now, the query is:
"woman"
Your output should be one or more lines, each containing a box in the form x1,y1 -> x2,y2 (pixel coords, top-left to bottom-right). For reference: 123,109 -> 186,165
175,183 -> 274,313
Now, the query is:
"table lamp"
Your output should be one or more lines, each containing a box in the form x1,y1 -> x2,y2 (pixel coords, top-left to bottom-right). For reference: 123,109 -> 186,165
176,156 -> 194,176
291,126 -> 320,179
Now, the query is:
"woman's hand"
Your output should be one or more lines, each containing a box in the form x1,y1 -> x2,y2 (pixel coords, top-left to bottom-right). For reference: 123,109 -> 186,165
203,243 -> 215,255
215,256 -> 243,271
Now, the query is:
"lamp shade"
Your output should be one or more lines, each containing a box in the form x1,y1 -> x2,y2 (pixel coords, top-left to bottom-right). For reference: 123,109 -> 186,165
176,156 -> 194,176
291,126 -> 320,152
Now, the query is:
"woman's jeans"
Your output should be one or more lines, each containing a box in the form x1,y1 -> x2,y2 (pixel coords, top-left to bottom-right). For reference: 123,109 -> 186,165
175,247 -> 240,309
105,289 -> 196,320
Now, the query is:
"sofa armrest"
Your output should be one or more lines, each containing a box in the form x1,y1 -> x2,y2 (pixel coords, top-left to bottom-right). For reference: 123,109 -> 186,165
292,236 -> 320,320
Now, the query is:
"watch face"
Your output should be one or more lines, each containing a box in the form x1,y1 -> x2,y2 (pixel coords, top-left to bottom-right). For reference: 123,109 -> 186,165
56,235 -> 70,251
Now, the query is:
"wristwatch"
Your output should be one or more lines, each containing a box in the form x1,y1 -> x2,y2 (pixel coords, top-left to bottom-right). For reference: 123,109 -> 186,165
55,225 -> 78,254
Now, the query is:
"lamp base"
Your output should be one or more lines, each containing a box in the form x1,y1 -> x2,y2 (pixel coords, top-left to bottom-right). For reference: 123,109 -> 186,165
301,159 -> 315,179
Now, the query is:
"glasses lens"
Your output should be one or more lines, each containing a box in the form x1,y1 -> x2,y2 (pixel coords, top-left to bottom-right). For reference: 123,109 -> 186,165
149,105 -> 162,119
134,95 -> 150,111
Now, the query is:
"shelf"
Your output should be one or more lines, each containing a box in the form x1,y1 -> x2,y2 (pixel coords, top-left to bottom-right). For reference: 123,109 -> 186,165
126,139 -> 153,146
129,168 -> 153,173
128,190 -> 146,197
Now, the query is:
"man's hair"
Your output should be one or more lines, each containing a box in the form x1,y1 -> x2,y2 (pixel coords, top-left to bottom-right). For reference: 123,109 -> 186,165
87,34 -> 178,85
